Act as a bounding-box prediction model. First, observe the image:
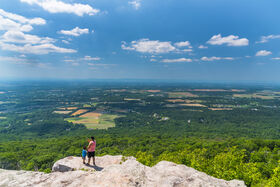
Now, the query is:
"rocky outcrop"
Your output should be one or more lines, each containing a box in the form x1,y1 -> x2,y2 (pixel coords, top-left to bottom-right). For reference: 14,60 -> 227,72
0,155 -> 246,187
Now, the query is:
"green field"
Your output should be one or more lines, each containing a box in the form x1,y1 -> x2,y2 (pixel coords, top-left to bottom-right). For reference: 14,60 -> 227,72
65,114 -> 120,129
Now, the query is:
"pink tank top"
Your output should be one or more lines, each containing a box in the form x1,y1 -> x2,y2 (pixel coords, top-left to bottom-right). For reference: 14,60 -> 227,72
88,140 -> 96,152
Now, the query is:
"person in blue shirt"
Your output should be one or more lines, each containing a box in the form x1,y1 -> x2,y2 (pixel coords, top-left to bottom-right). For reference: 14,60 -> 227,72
82,146 -> 87,164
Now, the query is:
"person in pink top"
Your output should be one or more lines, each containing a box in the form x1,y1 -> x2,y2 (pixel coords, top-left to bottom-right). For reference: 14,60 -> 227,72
87,136 -> 96,165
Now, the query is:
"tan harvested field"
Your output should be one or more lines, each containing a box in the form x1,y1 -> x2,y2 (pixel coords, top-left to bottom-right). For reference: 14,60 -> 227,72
53,110 -> 72,114
168,92 -> 198,98
124,98 -> 141,101
71,109 -> 88,116
80,112 -> 102,118
190,89 -> 227,92
179,103 -> 206,107
209,108 -> 233,111
185,99 -> 203,103
67,107 -> 78,110
231,89 -> 246,92
167,99 -> 185,103
147,90 -> 161,93
58,107 -> 78,110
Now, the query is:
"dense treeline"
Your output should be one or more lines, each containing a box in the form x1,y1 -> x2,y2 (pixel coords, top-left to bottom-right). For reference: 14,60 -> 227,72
0,135 -> 279,186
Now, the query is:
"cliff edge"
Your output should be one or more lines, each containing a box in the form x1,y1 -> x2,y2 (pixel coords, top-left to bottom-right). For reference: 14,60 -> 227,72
0,155 -> 246,187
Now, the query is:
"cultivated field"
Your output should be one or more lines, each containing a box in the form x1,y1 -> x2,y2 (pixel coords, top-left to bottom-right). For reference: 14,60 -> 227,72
168,92 -> 198,98
124,98 -> 141,101
179,103 -> 206,107
208,108 -> 233,111
71,109 -> 88,116
53,111 -> 72,114
58,107 -> 78,110
66,113 -> 121,129
233,94 -> 276,100
146,90 -> 161,93
80,112 -> 102,118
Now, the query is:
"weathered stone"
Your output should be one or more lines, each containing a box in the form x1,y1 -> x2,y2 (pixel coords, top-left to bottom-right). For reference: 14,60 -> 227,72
0,155 -> 246,187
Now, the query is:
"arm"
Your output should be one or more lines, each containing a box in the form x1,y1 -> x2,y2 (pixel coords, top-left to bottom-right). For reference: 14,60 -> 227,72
87,141 -> 92,149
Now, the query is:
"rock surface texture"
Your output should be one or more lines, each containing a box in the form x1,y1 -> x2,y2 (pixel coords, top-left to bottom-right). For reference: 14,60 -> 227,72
0,155 -> 246,187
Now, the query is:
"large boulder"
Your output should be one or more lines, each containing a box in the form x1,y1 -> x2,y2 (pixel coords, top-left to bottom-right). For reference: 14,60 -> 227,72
0,155 -> 246,187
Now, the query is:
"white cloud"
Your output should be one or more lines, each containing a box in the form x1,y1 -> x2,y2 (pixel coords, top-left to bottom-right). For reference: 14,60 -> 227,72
272,57 -> 280,60
0,9 -> 76,55
0,9 -> 45,25
174,41 -> 192,48
181,49 -> 193,52
150,58 -> 157,62
201,56 -> 234,61
0,42 -> 76,54
198,45 -> 208,49
62,40 -> 70,44
82,56 -> 100,61
129,0 -> 141,10
64,59 -> 75,63
0,9 -> 45,32
20,0 -> 100,16
207,34 -> 249,46
255,50 -> 272,56
121,39 -> 176,54
59,27 -> 89,37
161,58 -> 192,63
1,30 -> 55,44
256,35 -> 280,43
0,30 -> 76,54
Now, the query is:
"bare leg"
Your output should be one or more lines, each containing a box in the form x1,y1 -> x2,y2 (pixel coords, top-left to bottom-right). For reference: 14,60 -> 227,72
87,157 -> 91,165
93,157 -> 95,165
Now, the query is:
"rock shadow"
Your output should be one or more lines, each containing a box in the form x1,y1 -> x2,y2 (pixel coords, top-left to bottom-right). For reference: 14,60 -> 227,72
86,164 -> 104,171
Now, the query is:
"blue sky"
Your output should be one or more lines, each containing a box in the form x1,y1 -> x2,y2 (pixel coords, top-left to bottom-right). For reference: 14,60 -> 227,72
0,0 -> 280,82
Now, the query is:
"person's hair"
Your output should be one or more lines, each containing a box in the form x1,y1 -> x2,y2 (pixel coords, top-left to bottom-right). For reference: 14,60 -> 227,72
83,146 -> 86,149
91,136 -> 95,140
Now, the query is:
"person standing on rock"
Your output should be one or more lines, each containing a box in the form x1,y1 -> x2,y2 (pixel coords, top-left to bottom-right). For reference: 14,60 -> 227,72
87,136 -> 96,166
